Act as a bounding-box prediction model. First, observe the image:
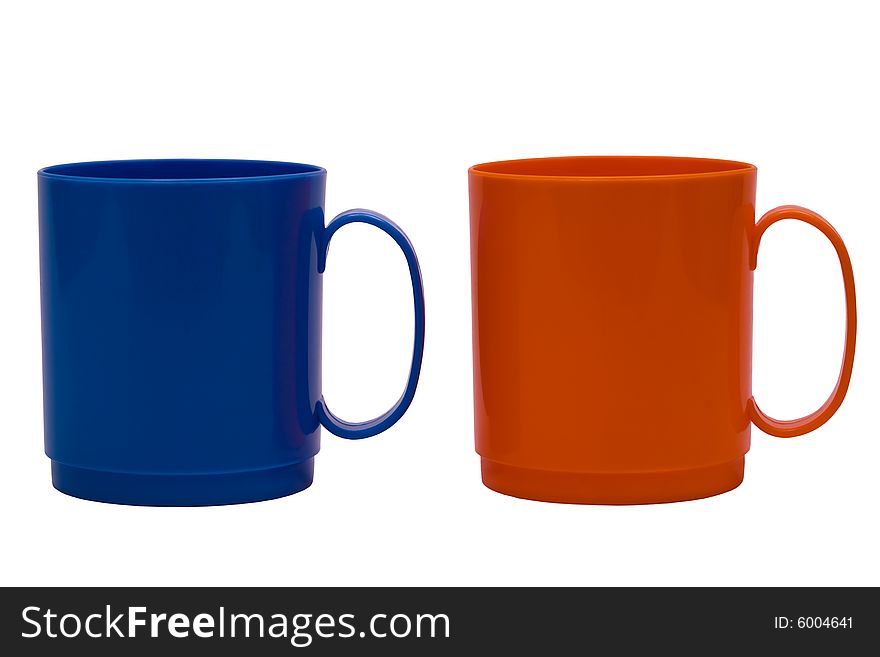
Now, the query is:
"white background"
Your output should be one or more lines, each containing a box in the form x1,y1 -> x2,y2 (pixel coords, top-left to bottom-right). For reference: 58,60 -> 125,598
1,0 -> 877,586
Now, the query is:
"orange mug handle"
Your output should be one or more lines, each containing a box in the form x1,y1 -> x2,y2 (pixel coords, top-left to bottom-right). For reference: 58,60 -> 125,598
747,205 -> 857,437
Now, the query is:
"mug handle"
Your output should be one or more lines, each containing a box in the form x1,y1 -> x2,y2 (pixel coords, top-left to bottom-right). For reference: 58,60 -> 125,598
747,205 -> 857,437
315,209 -> 425,439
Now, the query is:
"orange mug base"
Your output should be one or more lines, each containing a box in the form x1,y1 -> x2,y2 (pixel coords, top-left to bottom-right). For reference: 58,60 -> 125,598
480,457 -> 745,505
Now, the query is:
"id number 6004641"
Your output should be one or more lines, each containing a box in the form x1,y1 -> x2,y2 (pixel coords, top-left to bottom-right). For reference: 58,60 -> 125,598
773,617 -> 853,629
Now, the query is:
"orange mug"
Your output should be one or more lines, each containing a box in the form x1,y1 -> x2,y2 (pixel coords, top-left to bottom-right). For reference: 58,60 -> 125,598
468,156 -> 856,504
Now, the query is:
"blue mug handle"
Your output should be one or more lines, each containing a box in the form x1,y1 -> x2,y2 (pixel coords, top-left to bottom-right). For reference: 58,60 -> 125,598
315,209 -> 425,439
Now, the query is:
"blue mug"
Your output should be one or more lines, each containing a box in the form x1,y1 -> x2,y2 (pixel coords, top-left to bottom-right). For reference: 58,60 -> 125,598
38,159 -> 425,506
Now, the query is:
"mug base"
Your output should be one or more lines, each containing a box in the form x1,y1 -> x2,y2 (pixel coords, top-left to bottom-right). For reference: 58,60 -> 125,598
50,459 -> 315,507
480,457 -> 744,505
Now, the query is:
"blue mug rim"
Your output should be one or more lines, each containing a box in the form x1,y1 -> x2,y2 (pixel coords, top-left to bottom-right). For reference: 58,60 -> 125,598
38,158 -> 327,184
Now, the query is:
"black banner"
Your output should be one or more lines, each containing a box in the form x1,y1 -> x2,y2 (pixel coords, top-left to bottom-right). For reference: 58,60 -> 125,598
0,587 -> 873,654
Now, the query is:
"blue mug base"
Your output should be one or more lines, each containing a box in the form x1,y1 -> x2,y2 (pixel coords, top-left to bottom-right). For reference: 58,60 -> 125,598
50,459 -> 315,507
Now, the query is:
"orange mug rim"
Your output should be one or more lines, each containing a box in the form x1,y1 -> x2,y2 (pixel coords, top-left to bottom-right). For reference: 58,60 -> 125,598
469,155 -> 757,182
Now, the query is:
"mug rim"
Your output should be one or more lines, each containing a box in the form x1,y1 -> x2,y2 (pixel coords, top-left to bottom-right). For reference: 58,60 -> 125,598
38,158 -> 327,183
469,156 -> 757,182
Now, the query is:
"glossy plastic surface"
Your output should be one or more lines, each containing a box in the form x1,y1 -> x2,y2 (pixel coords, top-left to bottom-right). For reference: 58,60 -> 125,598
39,159 -> 423,506
316,210 -> 425,439
748,205 -> 856,437
468,156 -> 856,504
